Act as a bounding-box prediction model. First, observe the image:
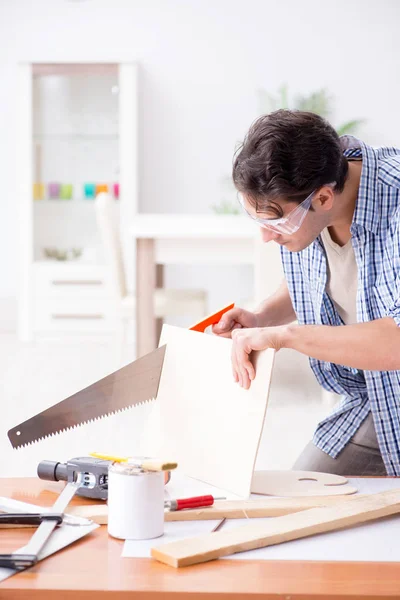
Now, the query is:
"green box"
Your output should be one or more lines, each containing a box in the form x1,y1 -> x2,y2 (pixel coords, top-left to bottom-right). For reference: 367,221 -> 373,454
60,184 -> 73,200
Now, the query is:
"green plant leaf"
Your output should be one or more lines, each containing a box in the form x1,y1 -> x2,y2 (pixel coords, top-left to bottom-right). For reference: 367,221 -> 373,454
294,89 -> 332,117
278,83 -> 289,109
335,119 -> 365,136
210,200 -> 241,215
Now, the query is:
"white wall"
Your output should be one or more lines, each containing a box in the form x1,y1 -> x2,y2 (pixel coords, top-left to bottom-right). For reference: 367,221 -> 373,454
1,0 -> 400,313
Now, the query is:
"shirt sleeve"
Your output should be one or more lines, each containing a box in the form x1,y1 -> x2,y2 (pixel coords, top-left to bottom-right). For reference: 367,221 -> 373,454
386,214 -> 400,326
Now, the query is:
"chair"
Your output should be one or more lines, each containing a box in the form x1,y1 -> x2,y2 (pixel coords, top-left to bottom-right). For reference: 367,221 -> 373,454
95,193 -> 207,363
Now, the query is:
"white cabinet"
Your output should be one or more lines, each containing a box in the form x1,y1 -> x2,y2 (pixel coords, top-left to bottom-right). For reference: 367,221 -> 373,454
16,62 -> 138,339
33,262 -> 114,333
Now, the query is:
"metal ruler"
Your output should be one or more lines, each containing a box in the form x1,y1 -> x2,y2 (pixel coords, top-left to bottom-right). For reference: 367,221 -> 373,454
0,475 -> 99,581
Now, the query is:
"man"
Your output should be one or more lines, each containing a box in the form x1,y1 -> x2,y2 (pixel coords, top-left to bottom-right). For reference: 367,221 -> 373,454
213,109 -> 400,476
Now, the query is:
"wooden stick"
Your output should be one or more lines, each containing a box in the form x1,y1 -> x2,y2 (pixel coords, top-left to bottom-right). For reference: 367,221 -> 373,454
63,495 -> 363,526
151,489 -> 400,567
2,495 -> 366,528
164,495 -> 363,521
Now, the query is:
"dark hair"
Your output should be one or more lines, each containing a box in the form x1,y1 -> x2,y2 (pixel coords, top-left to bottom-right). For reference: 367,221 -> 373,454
232,110 -> 348,215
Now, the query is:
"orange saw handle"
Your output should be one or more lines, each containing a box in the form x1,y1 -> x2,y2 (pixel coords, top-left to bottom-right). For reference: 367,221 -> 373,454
189,303 -> 235,333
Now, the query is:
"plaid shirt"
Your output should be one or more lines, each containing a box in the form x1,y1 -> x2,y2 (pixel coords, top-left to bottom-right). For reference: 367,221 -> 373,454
281,136 -> 400,475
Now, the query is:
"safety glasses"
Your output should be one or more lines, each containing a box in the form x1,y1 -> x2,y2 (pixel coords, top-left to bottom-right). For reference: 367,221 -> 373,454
238,183 -> 335,235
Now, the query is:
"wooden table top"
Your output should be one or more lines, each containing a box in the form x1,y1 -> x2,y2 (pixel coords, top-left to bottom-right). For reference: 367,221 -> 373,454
1,477 -> 400,599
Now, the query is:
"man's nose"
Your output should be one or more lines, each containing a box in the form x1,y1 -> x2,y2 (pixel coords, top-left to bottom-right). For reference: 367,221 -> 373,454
260,227 -> 280,243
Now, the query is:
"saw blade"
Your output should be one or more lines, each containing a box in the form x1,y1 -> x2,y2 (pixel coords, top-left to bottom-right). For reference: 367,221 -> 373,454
8,345 -> 166,449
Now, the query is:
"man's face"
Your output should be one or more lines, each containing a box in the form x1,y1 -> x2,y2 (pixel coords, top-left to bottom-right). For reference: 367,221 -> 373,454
242,193 -> 332,252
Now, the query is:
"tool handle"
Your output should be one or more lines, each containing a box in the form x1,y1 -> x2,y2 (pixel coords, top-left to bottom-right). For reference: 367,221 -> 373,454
90,453 -> 177,472
0,553 -> 37,569
90,452 -> 128,463
0,513 -> 63,527
174,495 -> 216,510
135,459 -> 177,472
189,303 -> 235,333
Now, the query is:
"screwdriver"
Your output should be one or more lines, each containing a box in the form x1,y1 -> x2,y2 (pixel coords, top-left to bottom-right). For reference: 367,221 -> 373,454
165,495 -> 226,511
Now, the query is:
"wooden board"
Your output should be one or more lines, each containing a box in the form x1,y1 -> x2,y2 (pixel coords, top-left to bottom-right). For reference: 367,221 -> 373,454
65,494 -> 365,525
143,325 -> 275,498
164,494 -> 362,520
151,489 -> 400,567
251,470 -> 357,497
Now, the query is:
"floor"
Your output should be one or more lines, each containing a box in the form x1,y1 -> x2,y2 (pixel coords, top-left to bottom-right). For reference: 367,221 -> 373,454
0,332 -> 334,479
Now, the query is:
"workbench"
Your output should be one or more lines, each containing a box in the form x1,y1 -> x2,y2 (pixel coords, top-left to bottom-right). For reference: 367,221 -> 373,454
1,477 -> 400,599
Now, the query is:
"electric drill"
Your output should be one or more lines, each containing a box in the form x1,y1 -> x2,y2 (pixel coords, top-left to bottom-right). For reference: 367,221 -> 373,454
37,456 -> 171,500
37,457 -> 112,500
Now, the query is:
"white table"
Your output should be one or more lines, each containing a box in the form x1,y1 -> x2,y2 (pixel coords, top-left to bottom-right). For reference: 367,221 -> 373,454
129,215 -> 275,356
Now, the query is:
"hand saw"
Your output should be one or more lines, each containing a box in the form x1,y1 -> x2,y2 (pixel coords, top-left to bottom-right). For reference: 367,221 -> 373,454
8,304 -> 234,449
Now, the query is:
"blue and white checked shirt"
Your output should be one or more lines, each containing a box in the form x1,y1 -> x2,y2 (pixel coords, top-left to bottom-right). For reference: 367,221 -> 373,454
280,136 -> 400,475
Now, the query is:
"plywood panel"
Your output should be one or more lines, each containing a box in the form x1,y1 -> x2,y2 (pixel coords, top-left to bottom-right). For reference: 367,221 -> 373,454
153,326 -> 275,498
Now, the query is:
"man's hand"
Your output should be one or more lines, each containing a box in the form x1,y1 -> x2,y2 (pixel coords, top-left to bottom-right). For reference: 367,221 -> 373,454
212,307 -> 258,338
231,326 -> 287,389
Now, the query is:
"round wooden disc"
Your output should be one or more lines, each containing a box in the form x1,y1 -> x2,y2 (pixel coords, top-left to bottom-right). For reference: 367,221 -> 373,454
251,470 -> 357,497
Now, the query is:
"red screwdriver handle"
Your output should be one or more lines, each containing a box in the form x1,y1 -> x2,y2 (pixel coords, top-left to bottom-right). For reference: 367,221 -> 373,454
175,495 -> 215,510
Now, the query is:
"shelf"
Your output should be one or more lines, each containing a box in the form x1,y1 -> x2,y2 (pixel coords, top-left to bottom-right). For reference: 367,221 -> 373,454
33,199 -> 118,204
34,199 -> 96,203
33,134 -> 118,141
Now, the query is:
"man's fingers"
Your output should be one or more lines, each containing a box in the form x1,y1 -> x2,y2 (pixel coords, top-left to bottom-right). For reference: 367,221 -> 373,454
231,331 -> 255,389
231,340 -> 240,383
234,337 -> 248,389
212,318 -> 234,336
212,327 -> 233,338
234,338 -> 246,388
238,347 -> 252,390
231,329 -> 242,386
246,357 -> 255,381
213,308 -> 246,335
242,371 -> 251,390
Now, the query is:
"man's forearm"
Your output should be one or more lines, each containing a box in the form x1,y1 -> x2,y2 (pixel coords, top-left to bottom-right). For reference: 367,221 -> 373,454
255,279 -> 297,327
283,317 -> 400,371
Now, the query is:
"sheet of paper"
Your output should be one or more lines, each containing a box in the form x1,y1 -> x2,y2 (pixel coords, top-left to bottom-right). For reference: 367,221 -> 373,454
0,521 -> 99,582
149,325 -> 275,498
122,520 -> 221,558
123,477 -> 400,562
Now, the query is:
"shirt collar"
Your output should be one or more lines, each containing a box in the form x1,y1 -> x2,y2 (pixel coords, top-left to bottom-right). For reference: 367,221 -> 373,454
340,135 -> 380,235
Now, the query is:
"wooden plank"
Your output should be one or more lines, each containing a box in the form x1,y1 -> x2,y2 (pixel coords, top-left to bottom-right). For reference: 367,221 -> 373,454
164,495 -> 363,521
151,489 -> 400,567
65,494 -> 364,525
147,326 -> 275,498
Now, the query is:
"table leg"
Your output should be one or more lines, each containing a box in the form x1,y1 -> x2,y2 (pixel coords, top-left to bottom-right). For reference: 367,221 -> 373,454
136,238 -> 156,357
156,264 -> 164,342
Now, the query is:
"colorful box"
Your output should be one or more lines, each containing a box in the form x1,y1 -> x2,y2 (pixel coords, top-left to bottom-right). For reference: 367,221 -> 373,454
83,183 -> 96,200
59,184 -> 73,200
48,183 -> 60,199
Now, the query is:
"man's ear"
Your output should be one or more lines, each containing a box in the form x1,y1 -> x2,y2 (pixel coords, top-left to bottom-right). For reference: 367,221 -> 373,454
315,186 -> 335,212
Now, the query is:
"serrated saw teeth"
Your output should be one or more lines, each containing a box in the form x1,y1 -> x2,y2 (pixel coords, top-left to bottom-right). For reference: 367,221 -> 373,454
11,396 -> 157,448
8,345 -> 165,448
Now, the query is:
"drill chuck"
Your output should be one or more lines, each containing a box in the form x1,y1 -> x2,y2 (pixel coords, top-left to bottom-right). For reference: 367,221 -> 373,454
37,460 -> 68,482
